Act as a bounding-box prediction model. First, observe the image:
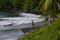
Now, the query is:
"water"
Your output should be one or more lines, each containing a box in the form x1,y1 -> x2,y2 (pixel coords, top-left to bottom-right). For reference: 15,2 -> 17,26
0,12 -> 45,40
0,11 -> 20,17
0,29 -> 24,40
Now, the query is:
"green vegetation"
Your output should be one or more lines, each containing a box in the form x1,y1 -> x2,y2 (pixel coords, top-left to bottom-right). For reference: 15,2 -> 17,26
0,0 -> 60,19
0,0 -> 24,11
40,0 -> 60,20
0,0 -> 60,40
19,20 -> 60,40
0,0 -> 40,11
0,0 -> 59,12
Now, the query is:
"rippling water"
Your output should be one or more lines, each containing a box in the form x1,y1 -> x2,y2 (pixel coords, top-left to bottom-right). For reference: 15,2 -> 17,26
0,29 -> 24,40
0,12 -> 44,40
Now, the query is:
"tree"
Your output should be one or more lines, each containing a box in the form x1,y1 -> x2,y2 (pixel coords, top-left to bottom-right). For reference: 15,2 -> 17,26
39,0 -> 60,24
29,0 -> 39,11
22,0 -> 31,11
34,0 -> 46,11
16,0 -> 24,10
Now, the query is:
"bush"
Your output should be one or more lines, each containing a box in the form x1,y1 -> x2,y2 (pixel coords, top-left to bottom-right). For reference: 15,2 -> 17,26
19,20 -> 60,40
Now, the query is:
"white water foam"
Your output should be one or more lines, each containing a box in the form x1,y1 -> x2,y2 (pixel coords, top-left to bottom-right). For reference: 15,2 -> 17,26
0,13 -> 45,40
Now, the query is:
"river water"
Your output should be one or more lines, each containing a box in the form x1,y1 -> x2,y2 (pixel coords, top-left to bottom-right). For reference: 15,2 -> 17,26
0,12 -> 44,40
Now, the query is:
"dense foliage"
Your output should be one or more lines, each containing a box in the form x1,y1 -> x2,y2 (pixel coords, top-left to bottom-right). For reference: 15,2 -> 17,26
40,0 -> 60,20
0,0 -> 60,12
0,0 -> 40,11
19,20 -> 60,40
0,0 -> 60,18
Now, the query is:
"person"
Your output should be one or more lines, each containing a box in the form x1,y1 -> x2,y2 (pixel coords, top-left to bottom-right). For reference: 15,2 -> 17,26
32,20 -> 35,28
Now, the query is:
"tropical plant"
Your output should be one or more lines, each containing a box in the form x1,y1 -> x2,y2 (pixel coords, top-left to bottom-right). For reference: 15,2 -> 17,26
40,0 -> 60,20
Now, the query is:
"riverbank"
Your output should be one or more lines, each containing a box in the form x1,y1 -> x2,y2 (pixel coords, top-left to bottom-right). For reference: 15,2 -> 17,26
19,20 -> 60,40
19,27 -> 40,39
18,22 -> 47,39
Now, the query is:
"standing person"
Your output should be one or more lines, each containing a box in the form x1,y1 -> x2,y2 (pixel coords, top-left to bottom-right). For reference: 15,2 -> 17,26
32,20 -> 35,28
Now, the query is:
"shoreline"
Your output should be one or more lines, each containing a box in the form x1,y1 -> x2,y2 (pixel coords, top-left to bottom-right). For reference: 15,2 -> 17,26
19,24 -> 46,39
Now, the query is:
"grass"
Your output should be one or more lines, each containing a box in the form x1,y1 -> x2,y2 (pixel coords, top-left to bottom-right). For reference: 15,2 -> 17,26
19,20 -> 60,40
